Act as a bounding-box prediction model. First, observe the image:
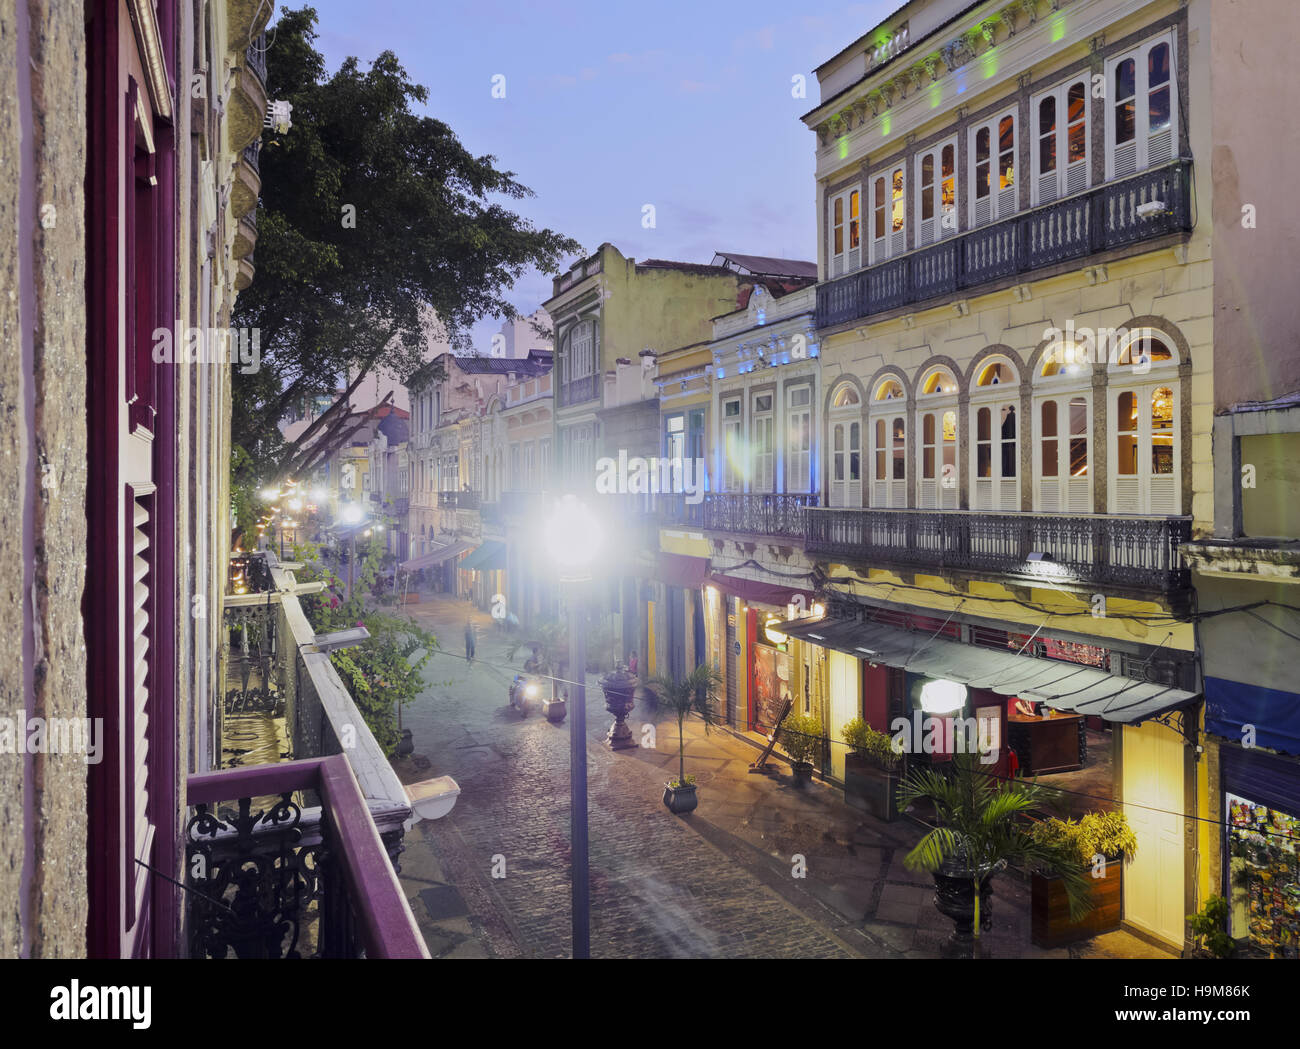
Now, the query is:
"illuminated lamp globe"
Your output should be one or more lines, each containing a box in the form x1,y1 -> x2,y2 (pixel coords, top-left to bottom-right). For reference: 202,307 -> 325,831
543,495 -> 604,581
919,679 -> 968,715
260,487 -> 279,501
341,503 -> 363,525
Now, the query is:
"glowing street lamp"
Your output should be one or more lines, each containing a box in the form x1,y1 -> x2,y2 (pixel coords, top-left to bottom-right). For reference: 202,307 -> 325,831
542,494 -> 606,960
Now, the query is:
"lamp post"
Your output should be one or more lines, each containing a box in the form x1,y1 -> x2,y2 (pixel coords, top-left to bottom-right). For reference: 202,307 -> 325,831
544,494 -> 605,960
341,501 -> 365,601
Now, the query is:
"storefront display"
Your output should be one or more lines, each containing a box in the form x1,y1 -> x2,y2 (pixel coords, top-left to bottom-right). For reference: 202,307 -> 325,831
1227,792 -> 1300,958
752,642 -> 791,735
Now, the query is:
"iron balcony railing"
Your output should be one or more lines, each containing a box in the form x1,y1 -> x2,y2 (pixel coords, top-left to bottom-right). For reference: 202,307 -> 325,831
658,492 -> 821,538
816,159 -> 1193,330
560,374 -> 598,407
185,756 -> 428,959
242,139 -> 260,174
393,497 -> 409,515
806,507 -> 1191,591
245,32 -> 268,85
437,489 -> 479,511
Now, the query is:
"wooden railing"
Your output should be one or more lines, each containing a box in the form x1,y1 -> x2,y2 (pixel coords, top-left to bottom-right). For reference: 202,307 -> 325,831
816,159 -> 1193,329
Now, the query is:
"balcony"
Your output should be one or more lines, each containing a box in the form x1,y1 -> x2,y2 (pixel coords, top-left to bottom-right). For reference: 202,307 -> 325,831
228,31 -> 270,152
438,489 -> 479,511
185,756 -> 428,958
816,160 -> 1193,330
394,497 -> 409,516
660,492 -> 821,540
806,507 -> 1191,594
559,374 -> 598,407
480,501 -> 502,526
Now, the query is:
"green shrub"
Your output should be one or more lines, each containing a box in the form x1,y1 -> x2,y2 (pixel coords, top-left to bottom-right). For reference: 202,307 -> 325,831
842,716 -> 902,768
780,712 -> 823,765
1187,895 -> 1235,958
1030,811 -> 1138,866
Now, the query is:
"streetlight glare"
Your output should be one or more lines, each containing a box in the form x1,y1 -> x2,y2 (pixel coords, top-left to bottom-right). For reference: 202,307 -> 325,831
544,495 -> 604,578
341,503 -> 363,524
260,487 -> 279,501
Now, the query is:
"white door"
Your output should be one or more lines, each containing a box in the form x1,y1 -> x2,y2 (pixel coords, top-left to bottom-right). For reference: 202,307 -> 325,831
1122,719 -> 1186,947
828,651 -> 860,781
830,420 -> 861,507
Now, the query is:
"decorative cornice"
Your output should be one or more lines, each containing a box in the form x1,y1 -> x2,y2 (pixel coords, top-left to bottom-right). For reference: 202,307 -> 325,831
127,0 -> 173,122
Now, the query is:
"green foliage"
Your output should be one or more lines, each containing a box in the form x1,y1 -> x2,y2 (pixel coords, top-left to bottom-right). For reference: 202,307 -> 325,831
842,716 -> 901,768
650,664 -> 723,788
230,7 -> 581,486
1030,811 -> 1138,867
780,712 -> 824,765
898,754 -> 1095,934
667,774 -> 697,789
292,539 -> 436,756
1187,895 -> 1236,958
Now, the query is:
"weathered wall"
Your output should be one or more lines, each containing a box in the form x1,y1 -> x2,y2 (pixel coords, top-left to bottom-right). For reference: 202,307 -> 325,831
0,0 -> 90,957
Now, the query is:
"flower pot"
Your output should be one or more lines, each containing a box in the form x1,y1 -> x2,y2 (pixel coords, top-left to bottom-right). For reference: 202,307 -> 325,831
543,696 -> 567,723
1031,854 -> 1123,947
932,862 -> 1001,942
663,782 -> 698,815
791,760 -> 814,787
843,753 -> 901,821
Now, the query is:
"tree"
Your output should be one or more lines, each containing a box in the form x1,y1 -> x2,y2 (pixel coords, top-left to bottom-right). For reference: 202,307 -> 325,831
232,6 -> 581,486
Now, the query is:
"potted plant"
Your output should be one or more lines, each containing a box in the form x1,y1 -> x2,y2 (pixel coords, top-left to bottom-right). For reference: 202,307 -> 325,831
842,716 -> 903,820
1029,810 -> 1137,946
779,711 -> 823,786
898,753 -> 1093,951
651,664 -> 722,815
1187,895 -> 1236,958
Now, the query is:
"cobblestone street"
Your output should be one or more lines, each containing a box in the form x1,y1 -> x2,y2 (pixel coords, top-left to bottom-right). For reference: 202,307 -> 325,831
391,594 -> 1170,961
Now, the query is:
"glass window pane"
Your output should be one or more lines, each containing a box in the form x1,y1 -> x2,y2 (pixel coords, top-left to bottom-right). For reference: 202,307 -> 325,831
1117,391 -> 1136,433
977,127 -> 990,163
1070,437 -> 1089,477
1040,132 -> 1056,175
923,413 -> 935,444
891,419 -> 906,479
1149,85 -> 1170,133
1116,99 -> 1135,144
849,422 -> 860,450
1068,82 -> 1086,122
849,451 -> 860,481
1116,58 -> 1135,102
1069,397 -> 1088,437
977,406 -> 991,441
1149,43 -> 1170,87
891,169 -> 905,232
942,144 -> 954,178
1041,400 -> 1058,437
1039,96 -> 1056,133
922,153 -> 934,186
1068,120 -> 1087,166
977,442 -> 991,478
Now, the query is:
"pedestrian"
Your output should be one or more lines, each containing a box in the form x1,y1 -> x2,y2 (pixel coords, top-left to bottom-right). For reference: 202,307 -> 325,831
628,650 -> 638,677
464,619 -> 476,664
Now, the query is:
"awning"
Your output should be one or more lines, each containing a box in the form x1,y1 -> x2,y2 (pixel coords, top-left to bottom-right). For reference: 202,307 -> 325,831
707,573 -> 815,610
399,540 -> 473,572
779,615 -> 1199,726
658,552 -> 710,589
461,540 -> 506,573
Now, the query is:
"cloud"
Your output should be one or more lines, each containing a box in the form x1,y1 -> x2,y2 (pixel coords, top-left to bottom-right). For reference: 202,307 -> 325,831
678,79 -> 719,94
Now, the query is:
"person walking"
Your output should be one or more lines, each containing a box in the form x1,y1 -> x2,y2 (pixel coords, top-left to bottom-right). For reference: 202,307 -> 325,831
628,650 -> 638,677
464,619 -> 476,664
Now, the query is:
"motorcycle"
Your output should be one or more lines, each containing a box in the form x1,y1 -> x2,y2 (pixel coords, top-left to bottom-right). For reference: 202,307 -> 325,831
509,674 -> 541,718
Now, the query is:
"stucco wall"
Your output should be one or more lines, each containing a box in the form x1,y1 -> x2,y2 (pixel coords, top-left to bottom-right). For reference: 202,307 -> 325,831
0,0 -> 90,958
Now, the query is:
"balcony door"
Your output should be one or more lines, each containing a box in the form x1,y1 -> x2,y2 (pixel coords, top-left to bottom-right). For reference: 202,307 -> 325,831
916,368 -> 959,510
1035,394 -> 1091,513
970,358 -> 1020,512
969,112 -> 1017,228
916,139 -> 957,246
828,383 -> 861,507
869,165 -> 906,262
1111,384 -> 1178,514
1034,78 -> 1089,205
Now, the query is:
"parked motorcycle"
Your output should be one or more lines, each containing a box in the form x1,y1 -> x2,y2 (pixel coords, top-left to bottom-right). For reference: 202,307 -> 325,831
509,674 -> 541,718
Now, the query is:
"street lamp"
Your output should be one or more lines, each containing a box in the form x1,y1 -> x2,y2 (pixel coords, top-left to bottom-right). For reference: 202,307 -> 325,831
340,502 -> 367,600
543,494 -> 605,960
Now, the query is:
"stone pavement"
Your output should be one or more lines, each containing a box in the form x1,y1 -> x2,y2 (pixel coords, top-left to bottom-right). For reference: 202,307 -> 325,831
388,592 -> 1172,960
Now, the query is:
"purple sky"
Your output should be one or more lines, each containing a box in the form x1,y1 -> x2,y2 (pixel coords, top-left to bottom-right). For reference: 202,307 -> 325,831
285,0 -> 896,350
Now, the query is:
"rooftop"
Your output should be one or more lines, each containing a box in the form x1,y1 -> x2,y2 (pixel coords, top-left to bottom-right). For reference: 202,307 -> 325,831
710,252 -> 817,280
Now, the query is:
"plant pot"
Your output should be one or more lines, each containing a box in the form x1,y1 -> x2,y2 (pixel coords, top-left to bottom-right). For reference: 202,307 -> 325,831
791,760 -> 814,787
932,863 -> 1000,942
543,697 -> 567,723
1031,854 -> 1123,947
843,753 -> 901,821
663,782 -> 698,815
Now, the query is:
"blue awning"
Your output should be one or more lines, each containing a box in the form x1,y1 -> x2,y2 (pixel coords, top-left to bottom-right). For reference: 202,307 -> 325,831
460,540 -> 506,573
1206,676 -> 1300,755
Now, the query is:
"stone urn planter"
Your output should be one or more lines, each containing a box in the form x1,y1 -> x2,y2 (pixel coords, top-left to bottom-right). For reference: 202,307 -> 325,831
599,668 -> 638,750
843,753 -> 902,821
663,782 -> 698,815
932,858 -> 1005,942
543,694 -> 567,722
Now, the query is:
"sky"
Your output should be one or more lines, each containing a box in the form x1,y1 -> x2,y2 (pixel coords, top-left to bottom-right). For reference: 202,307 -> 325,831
278,0 -> 897,352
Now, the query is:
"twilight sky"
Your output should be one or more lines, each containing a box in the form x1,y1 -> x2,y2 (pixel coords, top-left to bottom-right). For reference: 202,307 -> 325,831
282,0 -> 897,351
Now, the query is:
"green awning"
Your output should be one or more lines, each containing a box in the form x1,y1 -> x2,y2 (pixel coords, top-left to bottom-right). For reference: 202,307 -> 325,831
460,540 -> 506,573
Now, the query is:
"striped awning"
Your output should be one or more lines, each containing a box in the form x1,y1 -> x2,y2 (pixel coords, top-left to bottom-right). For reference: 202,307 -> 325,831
778,615 -> 1199,726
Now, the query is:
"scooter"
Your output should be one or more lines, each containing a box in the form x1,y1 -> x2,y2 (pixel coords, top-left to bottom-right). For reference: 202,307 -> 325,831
509,675 -> 541,718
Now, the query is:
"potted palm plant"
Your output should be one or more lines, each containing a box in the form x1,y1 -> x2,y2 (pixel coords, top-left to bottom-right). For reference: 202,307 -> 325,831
1029,810 -> 1137,946
898,753 -> 1093,951
651,664 -> 722,815
779,711 -> 823,786
842,716 -> 903,819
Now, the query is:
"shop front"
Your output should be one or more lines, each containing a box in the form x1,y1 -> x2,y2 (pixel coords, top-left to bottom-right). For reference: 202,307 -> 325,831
1220,745 -> 1300,958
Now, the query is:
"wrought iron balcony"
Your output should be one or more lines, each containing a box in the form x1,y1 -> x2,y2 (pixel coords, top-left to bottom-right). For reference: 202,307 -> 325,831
806,507 -> 1191,592
559,374 -> 598,407
438,489 -> 479,511
242,139 -> 260,174
816,159 -> 1193,330
659,492 -> 821,539
393,497 -> 409,515
245,32 -> 268,86
185,756 -> 428,959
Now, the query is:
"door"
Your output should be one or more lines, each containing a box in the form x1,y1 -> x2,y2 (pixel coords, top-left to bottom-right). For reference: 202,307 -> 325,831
1122,719 -> 1187,947
724,601 -> 738,726
830,419 -> 862,507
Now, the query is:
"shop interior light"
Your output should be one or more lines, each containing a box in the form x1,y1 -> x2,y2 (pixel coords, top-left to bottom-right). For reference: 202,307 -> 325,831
764,616 -> 787,645
920,679 -> 968,715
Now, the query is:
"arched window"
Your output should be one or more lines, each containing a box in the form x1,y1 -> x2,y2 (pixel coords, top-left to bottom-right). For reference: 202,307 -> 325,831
1033,350 -> 1092,513
868,379 -> 906,507
917,367 -> 958,508
1109,331 -> 1180,513
829,383 -> 862,506
970,357 -> 1020,510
